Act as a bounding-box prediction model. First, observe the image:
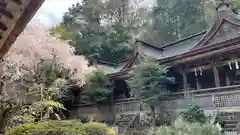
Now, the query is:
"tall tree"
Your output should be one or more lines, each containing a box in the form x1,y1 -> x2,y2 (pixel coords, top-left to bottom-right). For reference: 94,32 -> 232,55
51,0 -> 148,63
139,0 -> 207,45
232,0 -> 240,12
0,20 -> 94,132
204,0 -> 240,28
127,59 -> 175,127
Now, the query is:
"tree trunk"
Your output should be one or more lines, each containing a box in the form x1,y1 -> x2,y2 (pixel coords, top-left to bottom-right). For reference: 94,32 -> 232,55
0,110 -> 9,134
151,105 -> 156,127
150,105 -> 156,135
0,115 -> 5,134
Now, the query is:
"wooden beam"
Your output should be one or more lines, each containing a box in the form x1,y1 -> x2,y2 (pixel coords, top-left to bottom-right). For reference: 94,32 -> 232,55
182,71 -> 188,90
0,0 -> 45,58
213,65 -> 221,87
196,77 -> 201,90
159,37 -> 240,65
225,71 -> 231,86
186,58 -> 240,73
187,65 -> 212,73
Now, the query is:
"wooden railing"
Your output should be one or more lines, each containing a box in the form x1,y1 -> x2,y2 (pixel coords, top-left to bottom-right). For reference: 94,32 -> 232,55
75,85 -> 240,117
113,98 -> 141,114
112,85 -> 240,113
159,85 -> 240,110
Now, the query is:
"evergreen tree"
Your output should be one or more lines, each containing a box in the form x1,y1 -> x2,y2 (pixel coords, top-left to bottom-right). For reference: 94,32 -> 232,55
127,59 -> 175,126
140,0 -> 207,45
51,0 -> 148,63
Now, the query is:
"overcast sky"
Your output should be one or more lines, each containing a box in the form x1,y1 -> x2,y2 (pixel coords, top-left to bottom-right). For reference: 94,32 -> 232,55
34,0 -> 81,26
34,0 -> 153,26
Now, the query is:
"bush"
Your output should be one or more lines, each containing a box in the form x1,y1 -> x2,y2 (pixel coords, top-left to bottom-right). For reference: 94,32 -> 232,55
84,70 -> 113,104
127,58 -> 175,105
82,122 -> 116,135
6,120 -> 116,135
148,117 -> 222,135
6,120 -> 84,135
180,103 -> 207,124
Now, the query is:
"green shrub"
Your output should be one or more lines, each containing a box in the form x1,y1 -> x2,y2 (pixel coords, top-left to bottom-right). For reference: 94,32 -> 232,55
6,120 -> 85,135
148,117 -> 222,135
74,115 -> 91,123
6,120 -> 116,135
180,103 -> 207,124
82,122 -> 115,135
84,70 -> 113,104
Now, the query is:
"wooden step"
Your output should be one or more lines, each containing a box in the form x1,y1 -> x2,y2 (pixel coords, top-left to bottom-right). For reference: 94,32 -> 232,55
220,120 -> 239,131
225,124 -> 237,128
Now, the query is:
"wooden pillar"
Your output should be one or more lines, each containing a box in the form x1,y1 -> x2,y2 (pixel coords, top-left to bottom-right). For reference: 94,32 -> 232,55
196,77 -> 201,90
182,71 -> 188,90
225,71 -> 231,86
213,65 -> 220,87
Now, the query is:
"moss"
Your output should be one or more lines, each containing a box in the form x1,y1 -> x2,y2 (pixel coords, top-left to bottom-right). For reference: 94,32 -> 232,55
6,121 -> 116,135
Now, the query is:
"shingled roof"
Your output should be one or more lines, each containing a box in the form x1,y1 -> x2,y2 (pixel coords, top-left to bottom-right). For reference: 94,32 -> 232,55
106,1 -> 240,78
0,0 -> 44,58
159,2 -> 240,65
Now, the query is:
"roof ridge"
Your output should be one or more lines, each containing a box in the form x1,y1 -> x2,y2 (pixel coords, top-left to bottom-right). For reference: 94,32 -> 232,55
136,31 -> 207,50
96,60 -> 118,67
193,5 -> 240,49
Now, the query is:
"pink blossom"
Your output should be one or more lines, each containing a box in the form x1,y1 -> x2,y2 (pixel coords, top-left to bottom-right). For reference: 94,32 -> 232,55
4,19 -> 94,86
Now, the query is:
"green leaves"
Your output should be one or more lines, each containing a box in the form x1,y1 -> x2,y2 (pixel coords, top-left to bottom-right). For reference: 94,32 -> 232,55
149,118 -> 222,135
84,70 -> 113,104
180,103 -> 207,124
128,59 -> 175,106
140,0 -> 207,45
232,0 -> 240,11
6,121 -> 116,135
51,0 -> 139,63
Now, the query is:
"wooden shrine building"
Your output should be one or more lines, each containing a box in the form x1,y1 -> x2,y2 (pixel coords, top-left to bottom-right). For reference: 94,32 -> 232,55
74,1 -> 240,133
95,0 -> 240,100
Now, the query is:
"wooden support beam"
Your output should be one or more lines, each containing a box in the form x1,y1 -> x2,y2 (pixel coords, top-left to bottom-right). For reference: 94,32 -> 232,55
213,65 -> 221,87
182,71 -> 188,90
196,77 -> 201,90
186,58 -> 240,73
0,0 -> 45,58
225,71 -> 231,86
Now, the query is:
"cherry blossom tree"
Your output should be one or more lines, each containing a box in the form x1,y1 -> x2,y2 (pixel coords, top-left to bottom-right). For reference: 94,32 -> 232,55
0,19 -> 94,133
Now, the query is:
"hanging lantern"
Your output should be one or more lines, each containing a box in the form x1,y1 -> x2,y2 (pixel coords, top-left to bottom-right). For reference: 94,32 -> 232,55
229,61 -> 232,70
236,61 -> 239,70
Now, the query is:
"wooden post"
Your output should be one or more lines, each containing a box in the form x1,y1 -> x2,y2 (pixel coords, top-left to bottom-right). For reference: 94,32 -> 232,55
196,77 -> 201,90
225,71 -> 231,86
182,71 -> 188,91
213,65 -> 220,87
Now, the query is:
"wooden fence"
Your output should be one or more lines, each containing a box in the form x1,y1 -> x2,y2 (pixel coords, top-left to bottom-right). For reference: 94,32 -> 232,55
113,85 -> 240,113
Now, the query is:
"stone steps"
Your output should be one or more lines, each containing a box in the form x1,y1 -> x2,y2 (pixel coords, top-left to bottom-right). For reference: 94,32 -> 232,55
114,113 -> 138,134
216,111 -> 240,131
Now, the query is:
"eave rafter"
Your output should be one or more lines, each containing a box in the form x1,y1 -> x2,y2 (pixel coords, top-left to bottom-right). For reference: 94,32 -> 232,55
0,0 -> 45,58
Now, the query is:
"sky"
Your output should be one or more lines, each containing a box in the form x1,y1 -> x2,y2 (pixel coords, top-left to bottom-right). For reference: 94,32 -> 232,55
34,0 -> 81,26
34,0 -> 153,26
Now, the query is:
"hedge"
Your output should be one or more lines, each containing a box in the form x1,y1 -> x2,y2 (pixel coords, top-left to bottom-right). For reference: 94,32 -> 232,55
6,120 -> 116,135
